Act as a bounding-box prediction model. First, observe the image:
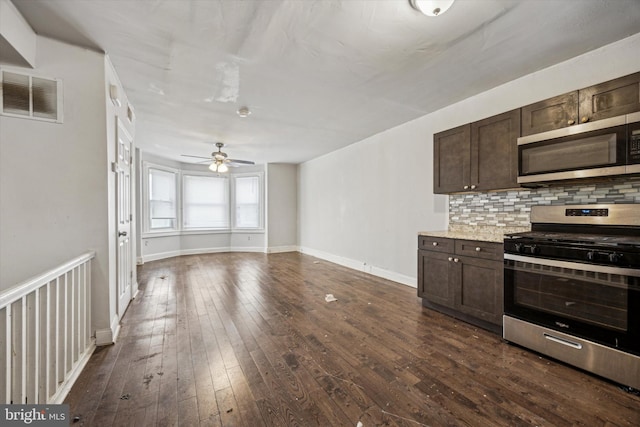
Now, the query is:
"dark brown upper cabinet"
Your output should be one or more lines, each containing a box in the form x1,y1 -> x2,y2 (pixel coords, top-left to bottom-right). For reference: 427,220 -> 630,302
521,92 -> 578,137
521,72 -> 640,136
434,109 -> 520,194
433,124 -> 470,194
579,72 -> 640,123
470,109 -> 520,191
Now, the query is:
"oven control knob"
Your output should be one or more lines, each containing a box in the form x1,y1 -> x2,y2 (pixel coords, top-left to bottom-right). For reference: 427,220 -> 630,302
514,243 -> 524,253
608,253 -> 622,264
587,251 -> 596,261
529,245 -> 540,255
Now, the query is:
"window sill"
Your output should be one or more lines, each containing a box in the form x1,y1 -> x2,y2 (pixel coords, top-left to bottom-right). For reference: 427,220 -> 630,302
142,229 -> 265,239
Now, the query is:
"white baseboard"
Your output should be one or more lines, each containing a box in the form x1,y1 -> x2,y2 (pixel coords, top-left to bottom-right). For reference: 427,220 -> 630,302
140,246 -> 415,288
95,314 -> 121,346
266,245 -> 299,253
141,246 -> 268,263
298,246 -> 416,288
230,246 -> 265,253
142,249 -> 183,263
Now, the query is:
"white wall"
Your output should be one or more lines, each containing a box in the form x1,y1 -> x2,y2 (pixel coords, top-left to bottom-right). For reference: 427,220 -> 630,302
266,163 -> 298,252
0,36 -> 106,286
0,38 -> 111,329
0,35 -> 133,344
298,33 -> 640,287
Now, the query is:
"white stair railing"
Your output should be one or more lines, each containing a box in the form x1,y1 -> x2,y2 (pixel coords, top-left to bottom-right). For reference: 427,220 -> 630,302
0,251 -> 95,404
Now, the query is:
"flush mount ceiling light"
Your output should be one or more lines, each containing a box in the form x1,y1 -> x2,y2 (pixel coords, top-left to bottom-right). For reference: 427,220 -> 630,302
237,106 -> 251,118
410,0 -> 455,16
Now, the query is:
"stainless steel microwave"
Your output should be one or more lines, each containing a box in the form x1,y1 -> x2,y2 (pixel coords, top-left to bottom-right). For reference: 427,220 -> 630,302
517,111 -> 640,184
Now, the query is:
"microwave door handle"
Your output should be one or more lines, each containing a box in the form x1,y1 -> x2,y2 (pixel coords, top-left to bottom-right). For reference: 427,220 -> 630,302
518,114 -> 626,146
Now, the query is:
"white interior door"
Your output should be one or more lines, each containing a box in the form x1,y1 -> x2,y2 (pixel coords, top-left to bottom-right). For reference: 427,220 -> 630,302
116,118 -> 133,318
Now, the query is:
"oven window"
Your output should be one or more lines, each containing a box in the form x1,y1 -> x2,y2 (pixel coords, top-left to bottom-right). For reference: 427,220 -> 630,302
507,261 -> 628,331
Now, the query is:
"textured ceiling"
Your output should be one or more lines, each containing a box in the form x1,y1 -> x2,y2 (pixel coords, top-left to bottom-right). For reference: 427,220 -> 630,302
10,0 -> 640,165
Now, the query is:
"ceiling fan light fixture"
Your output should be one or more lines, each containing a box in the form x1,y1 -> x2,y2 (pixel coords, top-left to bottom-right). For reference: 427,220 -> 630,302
209,160 -> 228,173
410,0 -> 455,16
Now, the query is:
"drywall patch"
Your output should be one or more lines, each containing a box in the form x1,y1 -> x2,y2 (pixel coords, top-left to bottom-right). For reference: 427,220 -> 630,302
204,61 -> 239,103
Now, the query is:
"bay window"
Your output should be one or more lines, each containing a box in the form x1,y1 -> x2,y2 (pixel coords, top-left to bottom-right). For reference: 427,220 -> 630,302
143,162 -> 263,235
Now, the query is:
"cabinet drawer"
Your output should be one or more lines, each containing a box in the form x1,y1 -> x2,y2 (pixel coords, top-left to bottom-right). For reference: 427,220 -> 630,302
455,240 -> 503,261
418,236 -> 454,252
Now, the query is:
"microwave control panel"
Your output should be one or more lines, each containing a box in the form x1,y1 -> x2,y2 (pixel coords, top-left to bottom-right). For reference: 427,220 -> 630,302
631,129 -> 640,161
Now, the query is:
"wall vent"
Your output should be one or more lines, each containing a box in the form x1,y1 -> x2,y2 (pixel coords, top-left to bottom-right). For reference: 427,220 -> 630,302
0,69 -> 63,123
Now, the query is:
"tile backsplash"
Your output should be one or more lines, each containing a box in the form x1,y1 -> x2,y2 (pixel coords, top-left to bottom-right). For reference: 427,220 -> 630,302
449,178 -> 640,227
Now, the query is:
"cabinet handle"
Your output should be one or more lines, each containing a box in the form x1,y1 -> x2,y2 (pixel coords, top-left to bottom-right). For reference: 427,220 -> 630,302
567,119 -> 575,125
432,242 -> 438,246
475,247 -> 481,252
463,185 -> 469,190
470,184 -> 476,190
448,257 -> 453,262
581,116 -> 589,123
453,258 -> 460,263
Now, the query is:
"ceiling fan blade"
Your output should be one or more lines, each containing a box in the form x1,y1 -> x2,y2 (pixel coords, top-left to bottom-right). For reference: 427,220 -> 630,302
181,154 -> 211,160
227,159 -> 255,166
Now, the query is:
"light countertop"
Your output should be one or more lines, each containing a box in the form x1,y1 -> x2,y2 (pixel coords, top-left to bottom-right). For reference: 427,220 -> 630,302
418,225 -> 530,243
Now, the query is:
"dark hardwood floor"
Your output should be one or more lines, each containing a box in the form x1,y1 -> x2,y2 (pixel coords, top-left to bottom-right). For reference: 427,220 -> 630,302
65,252 -> 640,426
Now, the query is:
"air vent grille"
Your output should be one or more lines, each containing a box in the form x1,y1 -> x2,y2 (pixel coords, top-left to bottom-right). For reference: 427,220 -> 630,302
1,70 -> 63,123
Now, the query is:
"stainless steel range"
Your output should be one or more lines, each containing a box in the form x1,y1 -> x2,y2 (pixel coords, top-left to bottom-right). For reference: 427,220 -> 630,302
503,204 -> 640,390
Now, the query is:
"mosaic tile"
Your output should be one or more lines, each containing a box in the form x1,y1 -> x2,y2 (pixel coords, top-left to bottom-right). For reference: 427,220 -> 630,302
449,178 -> 640,227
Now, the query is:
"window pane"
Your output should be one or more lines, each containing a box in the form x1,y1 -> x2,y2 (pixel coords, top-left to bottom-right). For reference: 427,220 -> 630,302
235,176 -> 261,228
149,168 -> 177,230
183,175 -> 229,228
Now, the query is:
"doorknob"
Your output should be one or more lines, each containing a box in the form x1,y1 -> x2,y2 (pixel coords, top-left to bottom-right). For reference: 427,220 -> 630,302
119,231 -> 128,237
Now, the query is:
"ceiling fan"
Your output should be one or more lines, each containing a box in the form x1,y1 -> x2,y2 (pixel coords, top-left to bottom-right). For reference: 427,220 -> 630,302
181,142 -> 255,173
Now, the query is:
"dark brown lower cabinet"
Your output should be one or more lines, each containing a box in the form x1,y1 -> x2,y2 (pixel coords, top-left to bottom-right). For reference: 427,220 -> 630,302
418,237 -> 503,333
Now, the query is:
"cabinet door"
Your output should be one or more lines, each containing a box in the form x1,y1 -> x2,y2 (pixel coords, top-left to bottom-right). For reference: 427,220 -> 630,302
521,91 -> 579,136
418,249 -> 454,308
470,109 -> 520,192
433,124 -> 470,194
579,72 -> 640,123
455,257 -> 503,325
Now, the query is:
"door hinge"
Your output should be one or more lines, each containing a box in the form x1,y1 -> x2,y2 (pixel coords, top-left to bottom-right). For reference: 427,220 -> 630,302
111,162 -> 118,173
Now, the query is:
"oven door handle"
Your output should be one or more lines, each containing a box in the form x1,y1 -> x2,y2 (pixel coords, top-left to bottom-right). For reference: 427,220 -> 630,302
543,333 -> 583,350
504,253 -> 640,277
